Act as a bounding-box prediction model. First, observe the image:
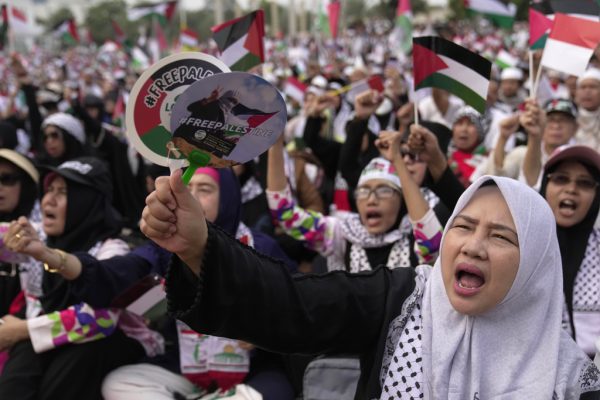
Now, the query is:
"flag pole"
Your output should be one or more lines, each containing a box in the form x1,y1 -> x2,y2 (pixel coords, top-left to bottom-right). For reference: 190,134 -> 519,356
414,100 -> 419,126
528,50 -> 534,98
533,62 -> 543,99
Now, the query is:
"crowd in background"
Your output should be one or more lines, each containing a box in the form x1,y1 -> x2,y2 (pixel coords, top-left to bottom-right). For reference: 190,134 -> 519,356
0,14 -> 599,400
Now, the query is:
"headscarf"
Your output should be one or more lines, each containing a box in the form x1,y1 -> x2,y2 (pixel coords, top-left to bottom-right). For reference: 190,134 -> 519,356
41,163 -> 122,313
207,168 -> 242,236
421,175 -> 598,399
540,160 -> 600,335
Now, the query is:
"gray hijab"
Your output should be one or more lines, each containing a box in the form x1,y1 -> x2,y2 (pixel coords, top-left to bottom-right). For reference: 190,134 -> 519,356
421,175 -> 600,399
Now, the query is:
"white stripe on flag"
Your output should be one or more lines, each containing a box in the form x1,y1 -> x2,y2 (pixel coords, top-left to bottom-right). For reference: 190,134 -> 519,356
285,82 -> 306,103
540,38 -> 593,77
467,0 -> 516,16
181,34 -> 197,47
220,33 -> 248,67
437,55 -> 489,99
126,285 -> 166,316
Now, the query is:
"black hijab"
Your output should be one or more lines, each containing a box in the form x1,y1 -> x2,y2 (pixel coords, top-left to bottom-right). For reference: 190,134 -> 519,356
540,161 -> 600,333
42,174 -> 122,312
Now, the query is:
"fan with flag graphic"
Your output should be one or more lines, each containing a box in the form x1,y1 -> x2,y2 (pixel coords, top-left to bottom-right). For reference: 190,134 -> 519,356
169,72 -> 287,168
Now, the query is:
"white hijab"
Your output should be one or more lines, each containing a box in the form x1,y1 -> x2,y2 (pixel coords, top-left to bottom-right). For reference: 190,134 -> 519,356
421,175 -> 600,399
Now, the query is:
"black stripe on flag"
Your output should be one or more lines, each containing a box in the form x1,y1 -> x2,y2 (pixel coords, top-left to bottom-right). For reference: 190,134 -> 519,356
550,0 -> 600,17
212,13 -> 254,51
413,36 -> 490,78
530,0 -> 553,15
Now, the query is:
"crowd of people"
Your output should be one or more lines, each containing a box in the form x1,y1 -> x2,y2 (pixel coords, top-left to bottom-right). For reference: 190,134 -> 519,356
0,13 -> 599,400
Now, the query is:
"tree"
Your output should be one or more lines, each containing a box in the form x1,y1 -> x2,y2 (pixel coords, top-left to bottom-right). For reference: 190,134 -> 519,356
40,7 -> 74,32
84,0 -> 137,44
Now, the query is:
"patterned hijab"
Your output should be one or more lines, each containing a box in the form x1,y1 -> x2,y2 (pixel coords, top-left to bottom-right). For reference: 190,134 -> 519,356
421,175 -> 600,399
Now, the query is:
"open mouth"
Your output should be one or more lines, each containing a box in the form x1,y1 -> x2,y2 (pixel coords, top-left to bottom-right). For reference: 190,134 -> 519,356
454,264 -> 485,295
43,210 -> 57,221
558,199 -> 577,217
365,211 -> 382,226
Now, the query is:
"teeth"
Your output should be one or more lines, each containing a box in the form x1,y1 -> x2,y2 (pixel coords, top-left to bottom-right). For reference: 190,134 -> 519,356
458,281 -> 476,289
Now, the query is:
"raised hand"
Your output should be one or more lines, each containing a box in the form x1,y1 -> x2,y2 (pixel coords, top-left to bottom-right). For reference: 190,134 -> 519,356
141,169 -> 208,274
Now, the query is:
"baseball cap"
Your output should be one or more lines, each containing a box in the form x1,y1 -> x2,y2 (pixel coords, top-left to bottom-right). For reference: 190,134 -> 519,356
544,99 -> 577,119
42,157 -> 113,200
544,144 -> 600,174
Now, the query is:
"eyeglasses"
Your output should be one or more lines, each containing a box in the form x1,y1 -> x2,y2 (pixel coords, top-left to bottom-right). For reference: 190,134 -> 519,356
354,185 -> 399,200
43,131 -> 61,142
547,173 -> 599,191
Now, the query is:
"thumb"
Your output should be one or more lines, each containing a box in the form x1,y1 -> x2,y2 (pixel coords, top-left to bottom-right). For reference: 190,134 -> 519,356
169,169 -> 198,210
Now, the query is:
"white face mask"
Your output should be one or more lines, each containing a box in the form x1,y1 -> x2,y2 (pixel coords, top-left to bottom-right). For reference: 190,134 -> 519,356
375,97 -> 393,116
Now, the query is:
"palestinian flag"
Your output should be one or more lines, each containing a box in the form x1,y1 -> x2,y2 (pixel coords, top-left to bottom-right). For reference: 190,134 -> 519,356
413,36 -> 492,113
495,49 -> 519,68
211,10 -> 265,71
0,6 -> 7,51
550,0 -> 600,20
127,1 -> 177,26
54,19 -> 79,45
284,76 -> 308,103
529,0 -> 554,50
396,0 -> 412,53
180,28 -> 199,49
540,13 -> 600,76
465,0 -> 517,28
8,6 -> 28,34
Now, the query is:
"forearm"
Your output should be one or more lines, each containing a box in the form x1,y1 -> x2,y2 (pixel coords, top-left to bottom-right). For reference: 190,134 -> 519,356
427,151 -> 449,182
36,247 -> 82,281
339,117 -> 369,186
393,157 -> 429,221
522,137 -> 543,187
267,144 -> 287,192
167,223 -> 389,355
493,136 -> 509,170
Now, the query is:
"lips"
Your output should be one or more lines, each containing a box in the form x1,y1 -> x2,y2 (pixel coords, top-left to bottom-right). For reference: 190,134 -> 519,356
558,198 -> 577,218
365,210 -> 382,227
454,263 -> 485,297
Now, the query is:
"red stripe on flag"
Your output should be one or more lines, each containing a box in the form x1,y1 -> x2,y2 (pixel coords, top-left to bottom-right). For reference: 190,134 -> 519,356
243,10 -> 265,61
412,43 -> 449,87
549,13 -> 600,50
529,8 -> 553,47
11,7 -> 26,23
327,1 -> 341,40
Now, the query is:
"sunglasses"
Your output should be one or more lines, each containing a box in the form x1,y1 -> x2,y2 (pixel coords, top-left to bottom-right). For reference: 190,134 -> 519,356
43,131 -> 61,142
547,173 -> 599,191
0,173 -> 21,186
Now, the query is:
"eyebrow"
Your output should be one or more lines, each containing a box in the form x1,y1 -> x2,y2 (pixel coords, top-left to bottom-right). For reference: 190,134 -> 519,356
454,214 -> 519,238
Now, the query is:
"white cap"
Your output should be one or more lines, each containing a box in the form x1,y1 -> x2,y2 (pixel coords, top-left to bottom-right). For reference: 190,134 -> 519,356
577,68 -> 600,86
500,67 -> 523,81
42,113 -> 85,145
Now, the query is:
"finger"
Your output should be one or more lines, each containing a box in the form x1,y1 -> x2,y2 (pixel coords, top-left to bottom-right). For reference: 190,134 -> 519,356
169,169 -> 201,211
142,207 -> 176,233
154,176 -> 177,211
145,194 -> 176,225
140,219 -> 174,240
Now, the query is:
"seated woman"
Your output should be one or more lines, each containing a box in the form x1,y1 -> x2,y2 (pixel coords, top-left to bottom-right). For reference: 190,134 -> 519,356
142,171 -> 600,399
539,145 -> 600,358
0,149 -> 39,317
0,157 -> 150,400
0,150 -> 39,373
266,131 -> 443,273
